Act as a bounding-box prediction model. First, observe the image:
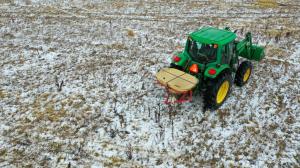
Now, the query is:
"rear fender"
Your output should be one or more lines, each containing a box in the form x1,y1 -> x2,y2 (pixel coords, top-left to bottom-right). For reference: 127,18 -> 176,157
172,52 -> 188,67
204,64 -> 230,79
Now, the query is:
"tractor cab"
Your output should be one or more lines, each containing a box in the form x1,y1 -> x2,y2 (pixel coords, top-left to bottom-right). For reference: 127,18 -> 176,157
186,38 -> 217,63
186,27 -> 237,65
171,27 -> 238,79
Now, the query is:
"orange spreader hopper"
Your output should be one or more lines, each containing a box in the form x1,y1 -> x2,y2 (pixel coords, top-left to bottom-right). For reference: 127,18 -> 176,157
156,68 -> 199,94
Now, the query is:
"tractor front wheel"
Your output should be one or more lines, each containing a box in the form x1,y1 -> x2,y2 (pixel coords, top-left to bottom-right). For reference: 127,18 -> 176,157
235,61 -> 253,86
204,73 -> 232,109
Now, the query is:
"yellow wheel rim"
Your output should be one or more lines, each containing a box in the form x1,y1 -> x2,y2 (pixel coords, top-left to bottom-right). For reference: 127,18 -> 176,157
243,68 -> 251,82
216,81 -> 229,104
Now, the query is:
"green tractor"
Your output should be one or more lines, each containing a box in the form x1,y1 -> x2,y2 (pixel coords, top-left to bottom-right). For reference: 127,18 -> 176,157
156,27 -> 265,109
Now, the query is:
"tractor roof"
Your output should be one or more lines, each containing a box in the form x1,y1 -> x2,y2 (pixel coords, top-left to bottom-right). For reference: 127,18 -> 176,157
189,27 -> 237,45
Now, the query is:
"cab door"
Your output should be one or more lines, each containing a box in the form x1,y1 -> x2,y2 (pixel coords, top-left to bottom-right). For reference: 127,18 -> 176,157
222,42 -> 234,64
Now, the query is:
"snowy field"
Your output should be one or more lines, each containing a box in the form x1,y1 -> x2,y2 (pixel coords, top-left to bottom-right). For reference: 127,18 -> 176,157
0,0 -> 299,167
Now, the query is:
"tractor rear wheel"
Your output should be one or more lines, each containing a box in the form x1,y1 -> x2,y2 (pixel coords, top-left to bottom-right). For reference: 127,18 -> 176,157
204,73 -> 232,109
235,61 -> 253,86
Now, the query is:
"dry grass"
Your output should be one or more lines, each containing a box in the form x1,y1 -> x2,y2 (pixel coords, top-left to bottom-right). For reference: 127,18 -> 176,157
108,43 -> 128,50
112,1 -> 125,9
276,139 -> 286,158
256,0 -> 278,8
0,90 -> 6,98
0,0 -> 13,4
127,29 -> 135,37
105,156 -> 126,167
0,149 -> 7,157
